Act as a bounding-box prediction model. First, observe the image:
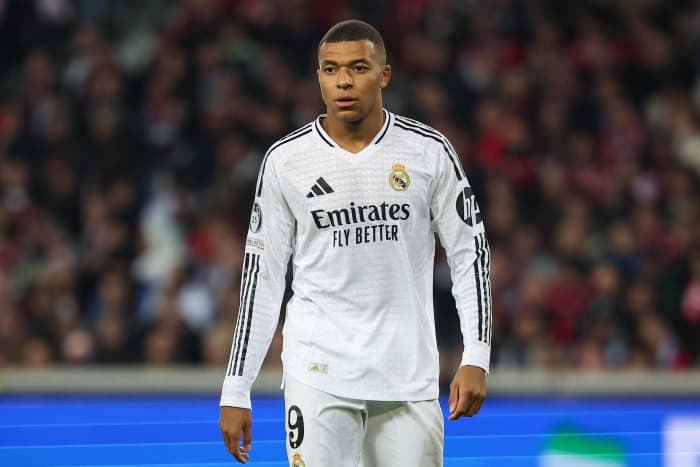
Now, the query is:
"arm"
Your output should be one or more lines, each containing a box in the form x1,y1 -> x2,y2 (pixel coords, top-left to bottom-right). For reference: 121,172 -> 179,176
430,138 -> 491,420
220,154 -> 294,463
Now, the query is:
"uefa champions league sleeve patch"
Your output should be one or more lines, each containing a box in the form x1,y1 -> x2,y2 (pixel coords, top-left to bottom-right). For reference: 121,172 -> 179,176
249,202 -> 262,232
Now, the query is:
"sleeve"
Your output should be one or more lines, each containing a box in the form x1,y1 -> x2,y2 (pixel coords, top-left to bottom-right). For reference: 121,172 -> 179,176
220,154 -> 295,409
430,138 -> 492,373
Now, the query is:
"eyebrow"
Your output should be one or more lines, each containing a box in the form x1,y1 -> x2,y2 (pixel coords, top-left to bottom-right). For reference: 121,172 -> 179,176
320,58 -> 370,66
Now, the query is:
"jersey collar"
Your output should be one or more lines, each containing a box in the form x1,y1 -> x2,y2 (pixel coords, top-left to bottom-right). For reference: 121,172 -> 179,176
314,109 -> 394,149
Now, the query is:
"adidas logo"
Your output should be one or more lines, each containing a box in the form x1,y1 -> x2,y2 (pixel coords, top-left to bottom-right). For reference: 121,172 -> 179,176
308,362 -> 328,373
306,177 -> 334,198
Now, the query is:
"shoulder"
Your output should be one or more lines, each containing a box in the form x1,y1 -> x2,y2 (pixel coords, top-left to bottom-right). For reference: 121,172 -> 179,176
264,122 -> 316,166
254,122 -> 315,196
391,113 -> 465,181
391,113 -> 450,148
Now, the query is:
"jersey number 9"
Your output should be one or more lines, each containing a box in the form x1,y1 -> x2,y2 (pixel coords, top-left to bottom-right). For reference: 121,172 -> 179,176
288,405 -> 304,449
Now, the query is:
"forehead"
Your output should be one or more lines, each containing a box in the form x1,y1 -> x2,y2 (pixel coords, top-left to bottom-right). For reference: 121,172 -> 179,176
318,40 -> 378,63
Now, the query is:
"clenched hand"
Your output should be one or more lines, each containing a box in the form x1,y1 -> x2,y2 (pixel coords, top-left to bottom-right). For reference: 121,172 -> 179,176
448,365 -> 487,420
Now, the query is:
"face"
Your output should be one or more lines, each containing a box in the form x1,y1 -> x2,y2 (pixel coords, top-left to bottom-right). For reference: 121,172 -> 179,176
317,40 -> 391,123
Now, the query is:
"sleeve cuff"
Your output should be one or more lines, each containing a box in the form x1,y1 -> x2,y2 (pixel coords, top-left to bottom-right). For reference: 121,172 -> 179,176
461,341 -> 491,375
220,378 -> 252,410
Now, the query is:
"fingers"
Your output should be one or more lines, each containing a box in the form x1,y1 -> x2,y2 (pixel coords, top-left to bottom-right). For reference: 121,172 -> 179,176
237,447 -> 250,463
219,424 -> 232,455
229,436 -> 250,463
448,383 -> 486,420
448,385 -> 457,415
235,447 -> 250,463
220,424 -> 249,464
220,408 -> 253,463
464,389 -> 485,417
243,420 -> 253,452
448,383 -> 465,420
220,427 -> 242,463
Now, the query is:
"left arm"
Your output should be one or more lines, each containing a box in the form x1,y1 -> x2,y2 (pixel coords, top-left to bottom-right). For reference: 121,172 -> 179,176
430,138 -> 491,419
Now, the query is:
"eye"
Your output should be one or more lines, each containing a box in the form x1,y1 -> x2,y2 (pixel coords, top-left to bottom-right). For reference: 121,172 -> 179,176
323,66 -> 336,73
353,64 -> 369,72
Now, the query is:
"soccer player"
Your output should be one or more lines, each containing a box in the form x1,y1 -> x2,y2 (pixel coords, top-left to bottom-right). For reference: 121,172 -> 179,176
219,20 -> 491,466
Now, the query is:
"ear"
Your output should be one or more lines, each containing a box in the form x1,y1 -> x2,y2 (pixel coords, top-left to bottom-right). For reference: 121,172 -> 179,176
379,65 -> 391,89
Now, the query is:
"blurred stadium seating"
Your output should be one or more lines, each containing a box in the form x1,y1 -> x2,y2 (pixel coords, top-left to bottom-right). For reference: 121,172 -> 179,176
0,0 -> 699,388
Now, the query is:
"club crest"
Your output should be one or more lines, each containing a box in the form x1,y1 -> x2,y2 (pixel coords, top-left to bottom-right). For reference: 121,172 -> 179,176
389,162 -> 410,191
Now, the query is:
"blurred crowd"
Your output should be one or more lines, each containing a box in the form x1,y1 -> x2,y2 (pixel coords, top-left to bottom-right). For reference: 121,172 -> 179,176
1,0 -> 699,383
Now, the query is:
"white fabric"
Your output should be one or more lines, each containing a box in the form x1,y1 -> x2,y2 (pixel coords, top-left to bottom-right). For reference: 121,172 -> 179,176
283,374 -> 444,467
221,110 -> 492,409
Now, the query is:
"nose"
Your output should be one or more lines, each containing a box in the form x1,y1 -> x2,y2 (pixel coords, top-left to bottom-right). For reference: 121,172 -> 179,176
336,68 -> 353,88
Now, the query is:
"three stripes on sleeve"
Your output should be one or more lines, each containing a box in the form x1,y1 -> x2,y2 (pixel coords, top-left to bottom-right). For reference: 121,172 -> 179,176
474,232 -> 492,344
226,252 -> 260,377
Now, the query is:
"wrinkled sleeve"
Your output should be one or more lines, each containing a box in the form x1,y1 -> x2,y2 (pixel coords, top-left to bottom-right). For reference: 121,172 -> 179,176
430,139 -> 492,373
220,154 -> 294,409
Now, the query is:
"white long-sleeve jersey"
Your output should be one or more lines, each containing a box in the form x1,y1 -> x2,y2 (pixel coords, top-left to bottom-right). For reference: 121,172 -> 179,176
220,110 -> 492,409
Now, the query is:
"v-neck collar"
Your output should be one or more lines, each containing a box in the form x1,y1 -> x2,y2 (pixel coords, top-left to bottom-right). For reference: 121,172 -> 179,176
314,109 -> 394,157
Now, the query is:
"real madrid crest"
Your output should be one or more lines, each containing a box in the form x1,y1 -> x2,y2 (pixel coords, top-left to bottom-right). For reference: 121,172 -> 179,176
389,162 -> 410,191
292,453 -> 306,467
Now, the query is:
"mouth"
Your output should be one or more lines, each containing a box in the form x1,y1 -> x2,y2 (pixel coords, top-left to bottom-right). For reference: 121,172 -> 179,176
335,97 -> 357,108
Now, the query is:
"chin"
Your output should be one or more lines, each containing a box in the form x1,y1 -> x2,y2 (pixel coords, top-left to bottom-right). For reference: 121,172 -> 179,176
334,109 -> 365,123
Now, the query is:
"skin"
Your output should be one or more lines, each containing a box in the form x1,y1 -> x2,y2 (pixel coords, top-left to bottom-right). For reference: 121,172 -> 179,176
220,406 -> 251,463
448,365 -> 487,420
219,38 -> 487,463
316,39 -> 391,153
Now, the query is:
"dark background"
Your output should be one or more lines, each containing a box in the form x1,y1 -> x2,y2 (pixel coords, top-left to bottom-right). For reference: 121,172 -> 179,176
0,0 -> 699,389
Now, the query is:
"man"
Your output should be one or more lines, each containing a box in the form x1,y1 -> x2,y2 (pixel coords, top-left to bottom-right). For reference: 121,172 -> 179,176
219,20 -> 491,466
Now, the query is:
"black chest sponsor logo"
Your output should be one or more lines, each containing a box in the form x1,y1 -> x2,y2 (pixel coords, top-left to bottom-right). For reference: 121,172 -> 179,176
311,201 -> 410,228
310,201 -> 411,248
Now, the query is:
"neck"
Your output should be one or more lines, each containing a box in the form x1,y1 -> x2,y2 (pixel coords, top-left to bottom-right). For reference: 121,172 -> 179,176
322,106 -> 385,153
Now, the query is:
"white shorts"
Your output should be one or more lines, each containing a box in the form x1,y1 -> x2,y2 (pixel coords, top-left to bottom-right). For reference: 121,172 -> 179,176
283,374 -> 444,467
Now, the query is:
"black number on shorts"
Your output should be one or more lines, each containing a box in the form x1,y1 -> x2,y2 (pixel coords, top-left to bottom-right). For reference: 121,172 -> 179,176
287,405 -> 304,449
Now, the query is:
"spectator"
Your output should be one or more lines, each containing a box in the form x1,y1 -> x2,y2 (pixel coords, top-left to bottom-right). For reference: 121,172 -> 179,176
0,0 -> 698,371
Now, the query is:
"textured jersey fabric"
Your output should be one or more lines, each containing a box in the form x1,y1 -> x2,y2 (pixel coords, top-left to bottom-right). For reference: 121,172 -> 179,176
282,373 -> 444,467
220,110 -> 492,409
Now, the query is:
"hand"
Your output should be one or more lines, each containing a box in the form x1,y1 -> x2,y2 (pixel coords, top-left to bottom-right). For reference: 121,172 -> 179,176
448,365 -> 487,420
219,406 -> 253,463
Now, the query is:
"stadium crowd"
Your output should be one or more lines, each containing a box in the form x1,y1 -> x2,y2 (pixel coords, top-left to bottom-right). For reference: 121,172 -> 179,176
1,0 -> 699,386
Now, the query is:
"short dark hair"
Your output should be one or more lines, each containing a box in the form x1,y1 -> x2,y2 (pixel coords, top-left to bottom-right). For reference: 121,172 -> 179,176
318,20 -> 387,64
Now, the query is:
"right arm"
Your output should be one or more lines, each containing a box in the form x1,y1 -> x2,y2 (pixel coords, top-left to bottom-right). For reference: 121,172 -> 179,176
219,153 -> 294,463
428,135 -> 491,420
